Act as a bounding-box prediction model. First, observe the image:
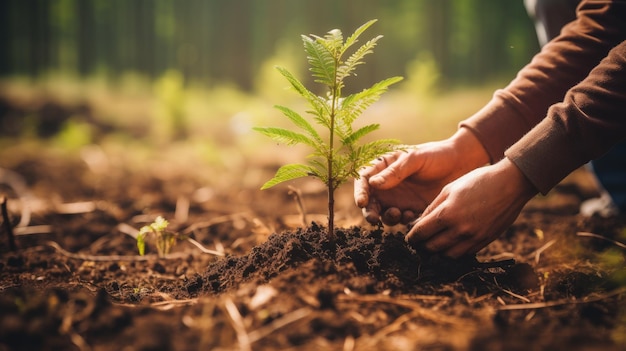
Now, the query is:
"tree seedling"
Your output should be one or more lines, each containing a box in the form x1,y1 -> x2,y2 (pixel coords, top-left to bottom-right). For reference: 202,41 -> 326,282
136,216 -> 177,257
254,19 -> 403,240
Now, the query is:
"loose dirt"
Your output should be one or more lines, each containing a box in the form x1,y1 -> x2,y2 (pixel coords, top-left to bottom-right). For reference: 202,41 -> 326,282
1,100 -> 625,350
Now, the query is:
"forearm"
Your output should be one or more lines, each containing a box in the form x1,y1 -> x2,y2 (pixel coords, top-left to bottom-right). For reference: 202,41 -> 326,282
460,0 -> 626,164
506,40 -> 626,194
450,127 -> 490,172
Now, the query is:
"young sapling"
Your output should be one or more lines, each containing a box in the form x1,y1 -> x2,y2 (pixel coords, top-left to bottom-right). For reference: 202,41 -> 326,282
136,216 -> 177,257
254,19 -> 403,240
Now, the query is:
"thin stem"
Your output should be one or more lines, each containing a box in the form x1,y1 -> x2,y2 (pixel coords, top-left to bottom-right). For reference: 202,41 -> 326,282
328,187 -> 335,240
326,57 -> 341,242
1,196 -> 17,251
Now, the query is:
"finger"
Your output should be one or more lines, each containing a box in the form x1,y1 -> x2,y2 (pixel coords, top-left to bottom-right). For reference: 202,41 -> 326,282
444,240 -> 480,259
363,198 -> 382,225
459,237 -> 496,258
369,151 -> 418,190
382,207 -> 402,226
353,176 -> 370,208
405,206 -> 444,245
354,155 -> 395,207
401,210 -> 416,224
358,153 -> 396,178
422,230 -> 458,254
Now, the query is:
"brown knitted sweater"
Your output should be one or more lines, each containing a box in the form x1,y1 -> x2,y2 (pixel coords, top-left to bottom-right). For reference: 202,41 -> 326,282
459,0 -> 626,194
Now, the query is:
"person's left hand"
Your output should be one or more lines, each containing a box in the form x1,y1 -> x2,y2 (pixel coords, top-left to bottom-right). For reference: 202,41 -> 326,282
406,158 -> 538,258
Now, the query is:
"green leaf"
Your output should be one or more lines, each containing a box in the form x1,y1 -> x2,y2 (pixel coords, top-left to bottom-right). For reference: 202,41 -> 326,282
274,105 -> 324,146
342,123 -> 380,146
355,139 -> 402,166
302,35 -> 336,86
256,20 -> 404,234
151,216 -> 169,232
260,163 -> 319,189
341,76 -> 403,125
136,227 -> 150,256
337,36 -> 382,83
306,158 -> 329,182
322,28 -> 343,52
253,127 -> 317,148
276,66 -> 314,100
276,66 -> 329,116
341,19 -> 378,57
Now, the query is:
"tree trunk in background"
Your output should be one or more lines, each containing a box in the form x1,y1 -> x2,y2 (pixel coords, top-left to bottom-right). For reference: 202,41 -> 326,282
0,0 -> 537,90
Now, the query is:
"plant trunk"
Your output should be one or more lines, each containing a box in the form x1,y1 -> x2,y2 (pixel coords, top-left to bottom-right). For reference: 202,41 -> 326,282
327,185 -> 335,241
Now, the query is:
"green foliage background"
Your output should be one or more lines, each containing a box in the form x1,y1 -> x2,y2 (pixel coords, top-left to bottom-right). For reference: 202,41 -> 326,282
0,0 -> 538,91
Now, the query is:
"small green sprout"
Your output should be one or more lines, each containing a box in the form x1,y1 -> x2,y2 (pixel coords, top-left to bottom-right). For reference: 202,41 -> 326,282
136,216 -> 177,257
254,19 -> 403,240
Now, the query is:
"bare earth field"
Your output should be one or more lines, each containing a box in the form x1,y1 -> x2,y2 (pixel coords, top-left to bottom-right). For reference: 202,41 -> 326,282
1,94 -> 626,351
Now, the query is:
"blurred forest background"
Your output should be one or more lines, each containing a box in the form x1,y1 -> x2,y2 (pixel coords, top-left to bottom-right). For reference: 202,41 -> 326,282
0,0 -> 542,181
0,0 -> 538,90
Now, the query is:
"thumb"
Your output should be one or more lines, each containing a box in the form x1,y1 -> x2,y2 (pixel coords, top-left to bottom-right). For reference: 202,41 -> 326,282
369,152 -> 419,189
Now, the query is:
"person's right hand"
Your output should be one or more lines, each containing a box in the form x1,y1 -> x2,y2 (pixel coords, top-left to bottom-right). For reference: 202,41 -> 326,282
354,128 -> 490,226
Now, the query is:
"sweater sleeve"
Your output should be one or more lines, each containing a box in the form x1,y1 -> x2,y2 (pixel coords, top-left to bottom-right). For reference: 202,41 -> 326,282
506,40 -> 626,194
459,0 -> 626,164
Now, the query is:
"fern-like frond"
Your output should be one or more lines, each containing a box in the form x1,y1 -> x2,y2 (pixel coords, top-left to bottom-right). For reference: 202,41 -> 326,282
337,35 -> 382,83
341,19 -> 378,56
307,109 -> 330,130
307,158 -> 329,182
302,35 -> 336,87
252,127 -> 318,149
354,139 -> 401,167
274,105 -> 324,144
320,28 -> 344,55
340,76 -> 403,125
260,163 -> 319,190
341,123 -> 380,146
276,66 -> 308,96
276,66 -> 330,120
333,117 -> 353,144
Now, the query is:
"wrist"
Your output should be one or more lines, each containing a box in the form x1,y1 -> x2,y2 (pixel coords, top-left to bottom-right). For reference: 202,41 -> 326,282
450,127 -> 490,171
498,157 -> 538,199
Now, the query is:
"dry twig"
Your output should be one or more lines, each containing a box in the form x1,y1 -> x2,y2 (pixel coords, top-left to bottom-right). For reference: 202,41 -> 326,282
13,225 -> 53,235
361,309 -> 423,347
529,239 -> 557,264
497,287 -> 626,311
181,213 -> 250,236
577,231 -> 626,249
223,297 -> 252,351
247,308 -> 311,343
338,293 -> 462,327
41,240 -> 189,261
1,196 -> 17,251
500,288 -> 531,303
288,185 -> 308,226
186,237 -> 225,256
116,298 -> 199,310
0,168 -> 32,227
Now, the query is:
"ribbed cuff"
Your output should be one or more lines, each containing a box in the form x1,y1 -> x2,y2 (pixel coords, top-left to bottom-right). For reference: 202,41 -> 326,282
459,90 -> 536,164
504,112 -> 583,195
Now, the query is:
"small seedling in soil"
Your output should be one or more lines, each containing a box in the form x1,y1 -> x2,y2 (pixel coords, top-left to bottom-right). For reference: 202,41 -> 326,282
254,19 -> 403,240
136,216 -> 178,257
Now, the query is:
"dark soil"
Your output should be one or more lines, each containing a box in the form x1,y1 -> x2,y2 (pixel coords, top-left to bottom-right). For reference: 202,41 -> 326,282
1,99 -> 626,351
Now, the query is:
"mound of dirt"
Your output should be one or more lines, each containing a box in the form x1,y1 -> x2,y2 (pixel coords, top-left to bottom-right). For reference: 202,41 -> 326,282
195,224 -> 486,296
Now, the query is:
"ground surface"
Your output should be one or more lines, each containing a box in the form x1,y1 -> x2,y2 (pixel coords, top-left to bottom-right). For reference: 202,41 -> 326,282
1,98 -> 626,350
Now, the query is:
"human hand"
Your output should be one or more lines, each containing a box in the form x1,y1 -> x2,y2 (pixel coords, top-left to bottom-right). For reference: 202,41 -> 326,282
354,144 -> 458,225
406,158 -> 537,258
354,128 -> 490,226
